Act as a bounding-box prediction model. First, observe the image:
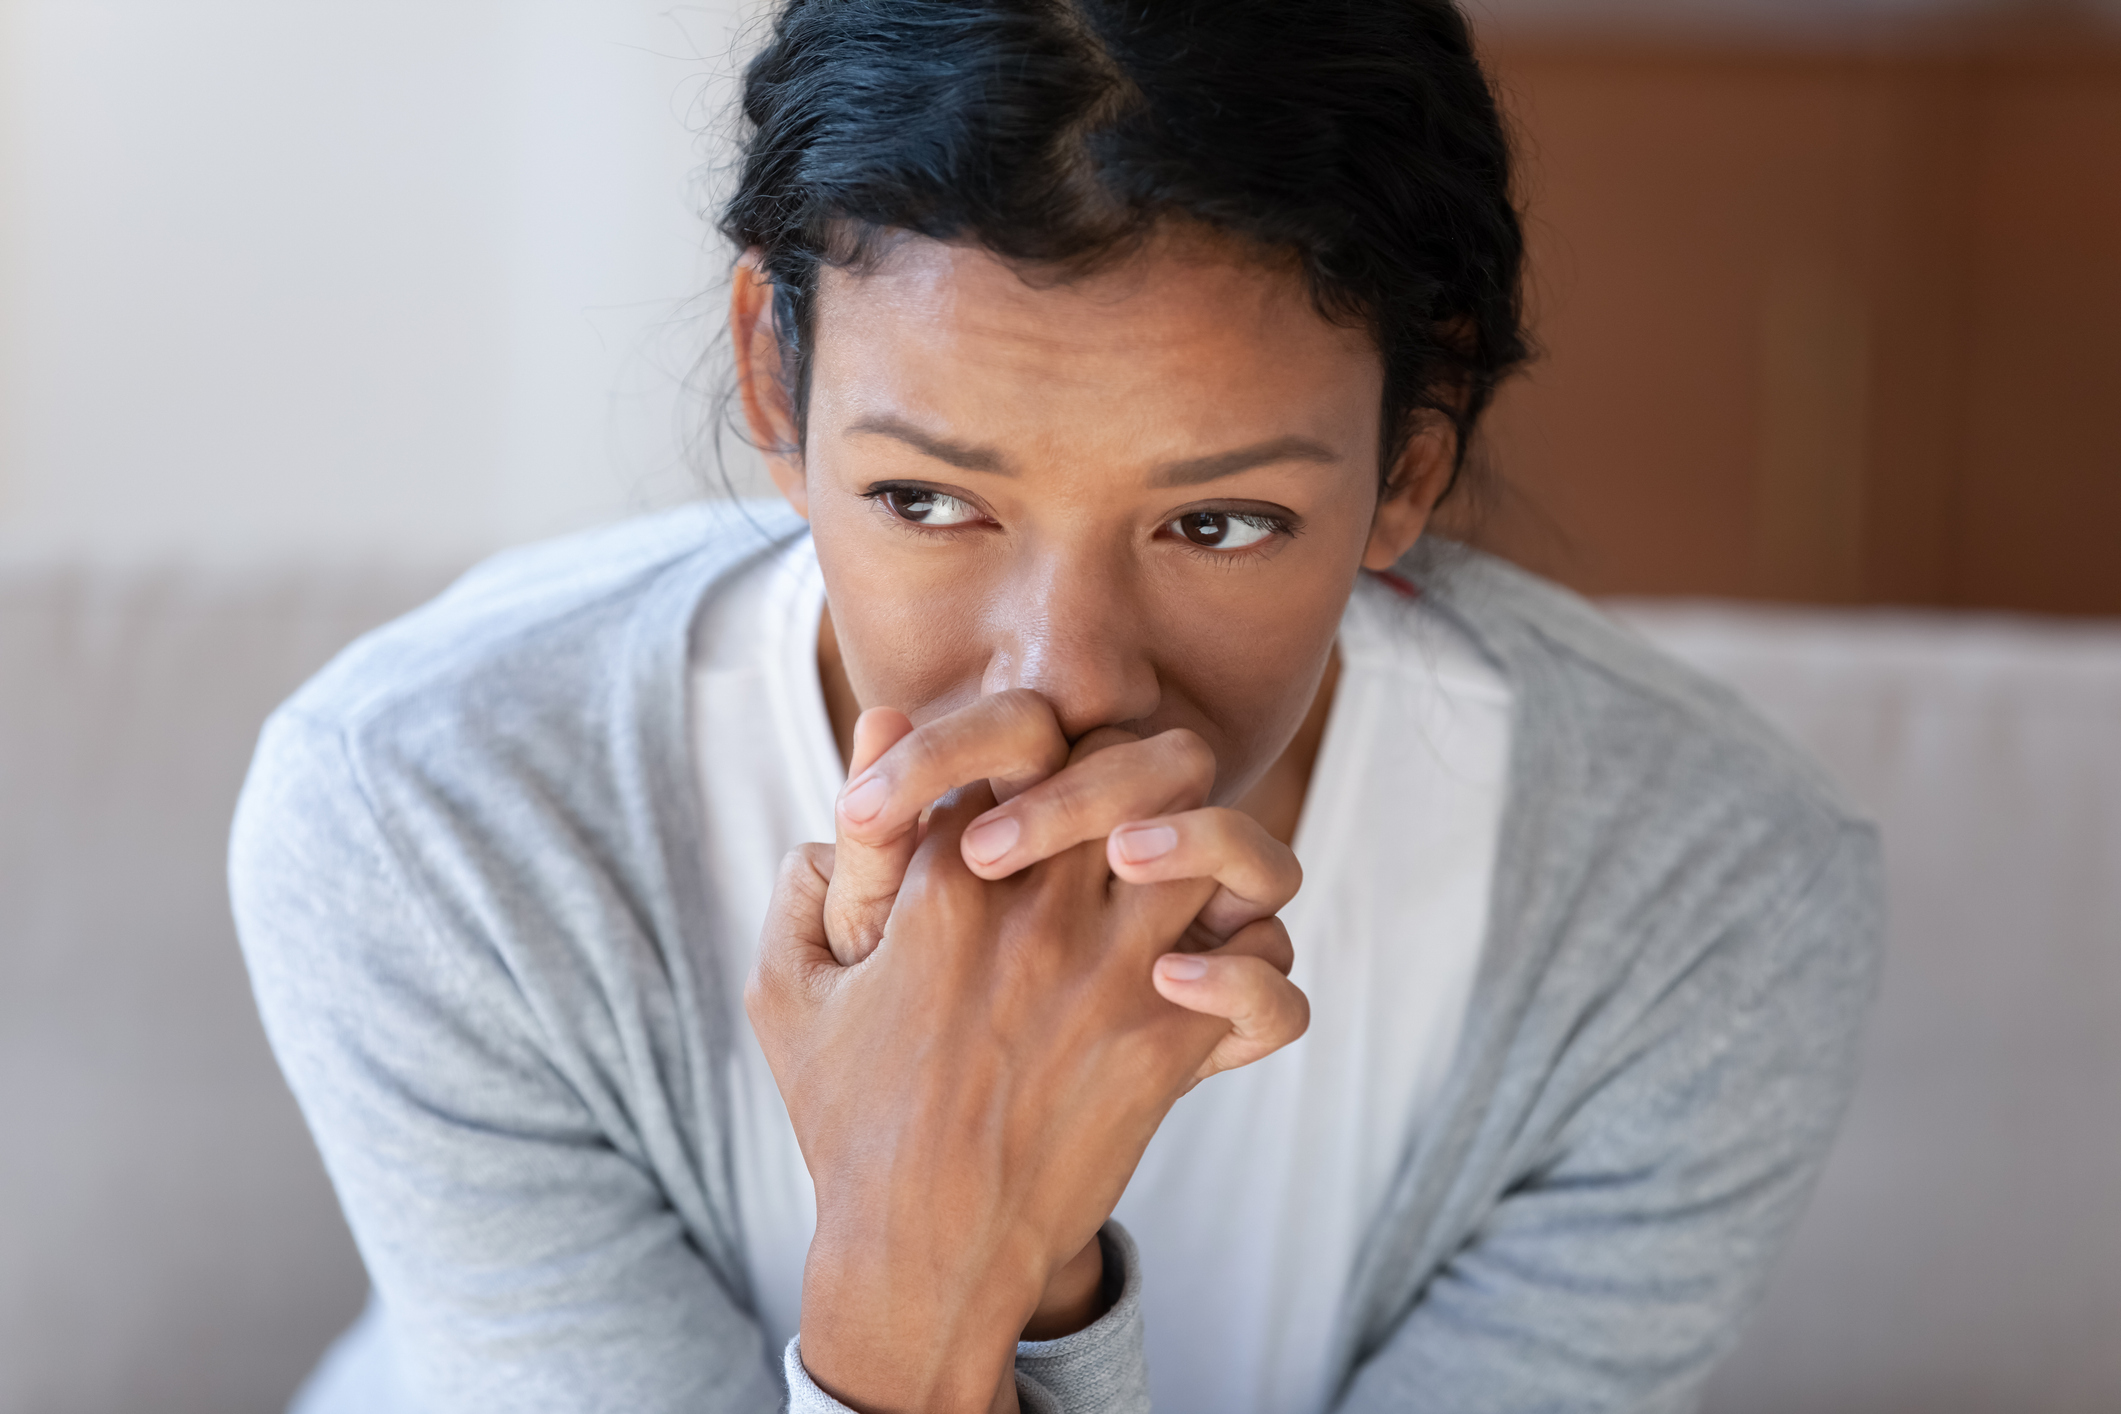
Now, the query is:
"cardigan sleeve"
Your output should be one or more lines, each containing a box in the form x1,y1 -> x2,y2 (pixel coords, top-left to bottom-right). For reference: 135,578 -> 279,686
1336,821 -> 1885,1414
235,706 -> 1156,1414
231,708 -> 786,1413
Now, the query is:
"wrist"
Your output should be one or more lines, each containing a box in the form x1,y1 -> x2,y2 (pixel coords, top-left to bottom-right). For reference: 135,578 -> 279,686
1021,1232 -> 1108,1341
799,1223 -> 1042,1413
800,1312 -> 1019,1414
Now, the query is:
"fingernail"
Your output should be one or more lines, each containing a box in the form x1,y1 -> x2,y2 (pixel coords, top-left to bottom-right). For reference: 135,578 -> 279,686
1158,955 -> 1209,982
962,814 -> 1021,865
840,774 -> 888,824
1113,824 -> 1179,865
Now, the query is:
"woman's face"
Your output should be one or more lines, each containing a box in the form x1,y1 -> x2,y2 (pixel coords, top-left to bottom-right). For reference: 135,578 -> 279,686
739,228 -> 1442,804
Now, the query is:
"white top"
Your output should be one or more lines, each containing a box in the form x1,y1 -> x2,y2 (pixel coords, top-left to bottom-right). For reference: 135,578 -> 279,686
688,534 -> 1512,1414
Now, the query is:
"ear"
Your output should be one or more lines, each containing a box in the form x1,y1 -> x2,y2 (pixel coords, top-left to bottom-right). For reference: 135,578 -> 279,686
731,249 -> 809,519
1362,412 -> 1458,571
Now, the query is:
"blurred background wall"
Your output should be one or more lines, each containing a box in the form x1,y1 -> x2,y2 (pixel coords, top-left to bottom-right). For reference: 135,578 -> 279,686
2,2 -> 2117,1413
1472,0 -> 2121,616
0,0 -> 750,573
2,0 -> 2114,605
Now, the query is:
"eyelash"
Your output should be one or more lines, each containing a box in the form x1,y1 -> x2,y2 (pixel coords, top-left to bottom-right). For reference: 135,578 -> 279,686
1170,510 -> 1295,558
860,482 -> 1299,558
861,484 -> 987,533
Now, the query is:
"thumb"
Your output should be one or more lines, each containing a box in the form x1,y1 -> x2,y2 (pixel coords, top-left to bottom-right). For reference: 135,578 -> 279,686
824,707 -> 918,964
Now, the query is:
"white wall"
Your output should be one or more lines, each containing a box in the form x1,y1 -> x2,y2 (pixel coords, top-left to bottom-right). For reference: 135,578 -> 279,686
7,0 -> 2111,572
0,0 -> 764,570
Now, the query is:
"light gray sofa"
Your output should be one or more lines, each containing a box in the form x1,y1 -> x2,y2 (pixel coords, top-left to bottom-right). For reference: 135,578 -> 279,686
3,555 -> 2116,1413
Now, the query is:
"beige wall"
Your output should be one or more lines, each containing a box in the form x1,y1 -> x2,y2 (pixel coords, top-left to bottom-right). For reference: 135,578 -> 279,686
0,0 -> 760,571
1467,20 -> 2121,615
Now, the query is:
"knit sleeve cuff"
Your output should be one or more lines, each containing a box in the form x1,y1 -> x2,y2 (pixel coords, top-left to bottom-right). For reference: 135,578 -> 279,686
782,1220 -> 1151,1414
1014,1221 -> 1151,1414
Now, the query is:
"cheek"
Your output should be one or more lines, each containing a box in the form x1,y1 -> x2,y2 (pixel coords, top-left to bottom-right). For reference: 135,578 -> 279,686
1146,573 -> 1349,787
809,504 -> 994,720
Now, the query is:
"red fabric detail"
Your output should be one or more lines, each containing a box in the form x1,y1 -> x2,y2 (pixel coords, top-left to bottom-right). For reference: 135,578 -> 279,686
1370,569 -> 1422,601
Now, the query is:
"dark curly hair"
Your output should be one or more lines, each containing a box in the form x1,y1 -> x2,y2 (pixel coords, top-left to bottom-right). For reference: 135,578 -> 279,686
720,0 -> 1528,492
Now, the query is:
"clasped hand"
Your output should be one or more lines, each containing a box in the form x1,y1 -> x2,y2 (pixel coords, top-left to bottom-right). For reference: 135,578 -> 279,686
745,690 -> 1311,1412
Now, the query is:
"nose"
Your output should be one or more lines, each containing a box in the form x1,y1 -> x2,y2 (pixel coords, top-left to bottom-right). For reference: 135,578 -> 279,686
980,544 -> 1161,741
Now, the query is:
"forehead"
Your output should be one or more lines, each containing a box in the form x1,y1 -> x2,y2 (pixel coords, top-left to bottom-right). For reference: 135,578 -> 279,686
806,229 -> 1384,454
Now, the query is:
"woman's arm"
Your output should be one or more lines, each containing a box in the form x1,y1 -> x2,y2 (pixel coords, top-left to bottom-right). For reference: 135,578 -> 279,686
236,691 -> 1305,1414
749,696 -> 1310,1413
232,710 -> 784,1413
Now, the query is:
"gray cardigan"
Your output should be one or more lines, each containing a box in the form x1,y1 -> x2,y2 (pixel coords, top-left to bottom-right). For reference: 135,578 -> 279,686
231,501 -> 1882,1414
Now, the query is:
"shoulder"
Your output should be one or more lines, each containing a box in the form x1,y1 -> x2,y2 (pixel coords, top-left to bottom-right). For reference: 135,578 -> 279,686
1408,538 -> 1864,834
231,499 -> 804,976
1343,549 -> 1886,1412
1405,540 -> 1882,997
229,504 -> 797,1339
274,499 -> 804,745
1408,541 -> 1846,804
252,499 -> 804,816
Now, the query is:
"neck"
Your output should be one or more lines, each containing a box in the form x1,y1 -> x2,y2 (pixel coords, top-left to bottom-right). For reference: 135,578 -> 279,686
816,606 -> 1339,849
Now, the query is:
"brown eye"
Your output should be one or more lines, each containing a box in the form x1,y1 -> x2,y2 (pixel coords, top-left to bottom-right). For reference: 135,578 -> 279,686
1169,511 -> 1275,550
882,488 -> 977,526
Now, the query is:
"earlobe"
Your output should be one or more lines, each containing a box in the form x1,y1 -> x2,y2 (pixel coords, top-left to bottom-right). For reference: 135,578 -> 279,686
730,250 -> 810,518
1361,420 -> 1455,571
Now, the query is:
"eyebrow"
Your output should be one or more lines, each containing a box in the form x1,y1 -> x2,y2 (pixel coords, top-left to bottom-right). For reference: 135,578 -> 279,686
846,416 -> 1341,486
846,417 -> 1007,473
1147,435 -> 1342,487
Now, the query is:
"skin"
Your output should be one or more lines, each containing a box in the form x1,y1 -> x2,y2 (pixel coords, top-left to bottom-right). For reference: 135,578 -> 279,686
734,224 -> 1456,1412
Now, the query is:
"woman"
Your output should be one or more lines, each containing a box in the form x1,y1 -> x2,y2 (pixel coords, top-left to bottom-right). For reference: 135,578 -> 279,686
232,2 -> 1882,1412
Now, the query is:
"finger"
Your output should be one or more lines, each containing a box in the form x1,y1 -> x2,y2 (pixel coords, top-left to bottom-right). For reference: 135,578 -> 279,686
1063,723 -> 1142,765
745,843 -> 843,1051
1111,871 -> 1224,962
879,780 -> 1001,971
1152,920 -> 1310,1084
847,705 -> 911,780
822,707 -> 918,965
835,689 -> 1070,849
958,728 -> 1217,879
1106,806 -> 1302,938
1164,907 -> 1296,976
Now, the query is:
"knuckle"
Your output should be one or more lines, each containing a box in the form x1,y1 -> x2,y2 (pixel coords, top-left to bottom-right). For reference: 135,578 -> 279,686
1267,975 -> 1311,1040
1159,727 -> 1217,785
892,724 -> 945,783
1244,917 -> 1296,973
1268,934 -> 1296,975
1229,954 -> 1275,1009
1039,771 -> 1099,835
1282,988 -> 1313,1042
1214,809 -> 1300,899
743,958 -> 788,1031
773,845 -> 830,902
1198,806 -> 1249,852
